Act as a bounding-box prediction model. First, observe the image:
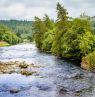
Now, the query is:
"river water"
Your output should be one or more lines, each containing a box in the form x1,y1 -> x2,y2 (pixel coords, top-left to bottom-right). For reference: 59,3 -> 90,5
0,43 -> 95,97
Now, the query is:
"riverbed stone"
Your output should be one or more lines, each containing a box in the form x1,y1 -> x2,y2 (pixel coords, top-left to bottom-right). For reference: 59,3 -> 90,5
20,70 -> 36,76
9,87 -> 20,93
58,86 -> 68,94
0,61 -> 38,74
36,84 -> 51,91
19,63 -> 29,69
57,79 -> 92,93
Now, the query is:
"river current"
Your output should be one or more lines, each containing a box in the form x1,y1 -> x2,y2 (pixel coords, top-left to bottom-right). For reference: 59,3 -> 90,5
0,43 -> 95,97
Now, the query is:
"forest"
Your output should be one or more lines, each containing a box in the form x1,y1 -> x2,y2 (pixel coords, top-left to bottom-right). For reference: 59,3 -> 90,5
32,3 -> 95,70
0,24 -> 21,45
0,3 -> 95,70
0,20 -> 33,43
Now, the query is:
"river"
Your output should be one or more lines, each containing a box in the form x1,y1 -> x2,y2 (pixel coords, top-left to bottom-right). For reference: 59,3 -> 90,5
0,43 -> 95,97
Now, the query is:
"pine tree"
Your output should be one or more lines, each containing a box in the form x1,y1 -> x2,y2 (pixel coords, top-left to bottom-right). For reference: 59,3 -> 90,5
51,3 -> 69,56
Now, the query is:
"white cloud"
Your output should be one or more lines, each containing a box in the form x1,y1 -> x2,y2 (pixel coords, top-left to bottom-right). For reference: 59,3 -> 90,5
63,0 -> 95,17
0,0 -> 95,20
7,4 -> 25,16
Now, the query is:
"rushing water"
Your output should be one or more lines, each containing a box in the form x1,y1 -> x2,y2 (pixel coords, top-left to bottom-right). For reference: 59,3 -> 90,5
0,43 -> 95,97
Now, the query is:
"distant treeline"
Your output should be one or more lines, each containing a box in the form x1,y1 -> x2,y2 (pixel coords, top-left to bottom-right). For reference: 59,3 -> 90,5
0,24 -> 21,44
0,20 -> 33,41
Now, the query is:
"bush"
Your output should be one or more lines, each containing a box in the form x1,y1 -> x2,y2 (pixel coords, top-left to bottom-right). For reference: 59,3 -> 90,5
82,51 -> 95,70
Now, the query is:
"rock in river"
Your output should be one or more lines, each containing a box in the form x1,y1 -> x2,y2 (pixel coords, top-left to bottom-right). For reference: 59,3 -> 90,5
9,87 -> 20,93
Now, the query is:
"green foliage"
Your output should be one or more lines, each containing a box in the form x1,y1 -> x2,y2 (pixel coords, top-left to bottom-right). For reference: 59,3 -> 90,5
51,3 -> 69,56
61,19 -> 95,59
92,20 -> 95,34
79,31 -> 95,56
42,29 -> 55,52
32,17 -> 46,49
32,15 -> 54,50
0,20 -> 33,41
33,2 -> 95,62
56,3 -> 68,21
0,24 -> 21,44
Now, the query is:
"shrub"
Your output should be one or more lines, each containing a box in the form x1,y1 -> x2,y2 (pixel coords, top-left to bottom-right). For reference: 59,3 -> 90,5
82,51 -> 95,70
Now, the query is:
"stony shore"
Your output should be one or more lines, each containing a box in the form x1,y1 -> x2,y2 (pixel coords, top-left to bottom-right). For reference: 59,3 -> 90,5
0,61 -> 40,75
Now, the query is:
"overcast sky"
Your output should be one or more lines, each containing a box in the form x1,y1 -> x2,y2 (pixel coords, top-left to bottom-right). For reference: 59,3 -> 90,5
0,0 -> 95,20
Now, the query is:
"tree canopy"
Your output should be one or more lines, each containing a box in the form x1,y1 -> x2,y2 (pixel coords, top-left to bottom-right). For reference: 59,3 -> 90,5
33,2 -> 95,61
0,24 -> 21,44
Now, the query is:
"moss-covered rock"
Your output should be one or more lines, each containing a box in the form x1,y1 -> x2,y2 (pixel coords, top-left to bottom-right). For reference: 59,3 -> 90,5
20,70 -> 36,76
19,63 -> 29,69
0,61 -> 33,74
81,51 -> 95,70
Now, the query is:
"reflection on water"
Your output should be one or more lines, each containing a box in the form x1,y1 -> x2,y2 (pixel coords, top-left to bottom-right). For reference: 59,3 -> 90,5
0,43 -> 95,97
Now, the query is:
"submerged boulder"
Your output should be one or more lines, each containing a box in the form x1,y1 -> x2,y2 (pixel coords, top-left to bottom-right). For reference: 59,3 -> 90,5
9,87 -> 20,93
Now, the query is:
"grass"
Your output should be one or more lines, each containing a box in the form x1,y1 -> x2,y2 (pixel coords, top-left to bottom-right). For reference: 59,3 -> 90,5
0,41 -> 9,47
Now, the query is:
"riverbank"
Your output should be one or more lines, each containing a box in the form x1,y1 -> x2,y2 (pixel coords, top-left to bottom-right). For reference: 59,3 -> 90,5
0,41 -> 9,47
0,41 -> 93,71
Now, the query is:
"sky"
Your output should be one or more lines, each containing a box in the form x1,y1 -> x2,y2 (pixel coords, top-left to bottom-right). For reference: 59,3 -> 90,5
0,0 -> 95,20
